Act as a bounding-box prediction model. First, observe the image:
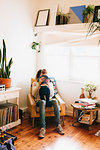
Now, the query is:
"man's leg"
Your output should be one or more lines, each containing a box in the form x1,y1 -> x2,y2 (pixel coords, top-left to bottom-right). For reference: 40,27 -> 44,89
38,100 -> 46,128
48,99 -> 64,135
38,100 -> 46,138
48,99 -> 60,125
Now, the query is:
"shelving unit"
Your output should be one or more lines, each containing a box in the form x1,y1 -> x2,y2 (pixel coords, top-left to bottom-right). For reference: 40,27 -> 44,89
0,87 -> 21,131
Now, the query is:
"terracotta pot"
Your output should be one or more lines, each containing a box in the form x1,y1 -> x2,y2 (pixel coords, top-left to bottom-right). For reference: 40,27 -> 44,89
0,78 -> 11,88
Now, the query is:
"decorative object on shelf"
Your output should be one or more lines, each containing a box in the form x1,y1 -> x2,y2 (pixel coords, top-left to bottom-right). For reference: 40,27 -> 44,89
31,41 -> 40,53
84,83 -> 96,99
0,39 -> 13,88
35,9 -> 50,27
56,9 -> 70,25
0,84 -> 5,91
69,5 -> 86,24
79,88 -> 85,98
82,4 -> 95,23
93,5 -> 100,22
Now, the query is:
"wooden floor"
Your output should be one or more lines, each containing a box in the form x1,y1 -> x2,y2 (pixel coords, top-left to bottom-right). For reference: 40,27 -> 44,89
9,114 -> 100,150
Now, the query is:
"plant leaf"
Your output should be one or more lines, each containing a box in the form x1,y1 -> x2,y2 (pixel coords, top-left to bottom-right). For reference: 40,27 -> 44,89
8,58 -> 13,69
0,49 -> 2,66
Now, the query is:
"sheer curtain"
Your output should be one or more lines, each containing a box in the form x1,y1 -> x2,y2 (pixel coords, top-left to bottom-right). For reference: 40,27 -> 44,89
41,44 -> 100,83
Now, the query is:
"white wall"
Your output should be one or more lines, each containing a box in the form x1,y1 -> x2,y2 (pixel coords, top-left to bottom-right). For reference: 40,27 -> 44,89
0,0 -> 39,108
36,0 -> 100,121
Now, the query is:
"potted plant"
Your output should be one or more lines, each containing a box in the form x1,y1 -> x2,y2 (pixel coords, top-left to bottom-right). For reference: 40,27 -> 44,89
82,5 -> 95,23
56,9 -> 70,25
0,39 -> 13,88
31,41 -> 40,53
84,83 -> 96,99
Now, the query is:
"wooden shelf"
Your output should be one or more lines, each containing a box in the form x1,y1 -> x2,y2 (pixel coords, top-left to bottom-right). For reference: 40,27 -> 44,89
34,23 -> 89,33
79,119 -> 95,125
0,119 -> 21,131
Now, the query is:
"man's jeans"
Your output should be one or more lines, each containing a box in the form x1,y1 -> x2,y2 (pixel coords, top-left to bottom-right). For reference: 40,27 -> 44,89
36,99 -> 60,128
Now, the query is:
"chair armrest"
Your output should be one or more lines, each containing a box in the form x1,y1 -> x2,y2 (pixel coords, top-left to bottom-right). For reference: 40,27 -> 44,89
27,93 -> 37,117
55,94 -> 65,104
55,94 -> 66,116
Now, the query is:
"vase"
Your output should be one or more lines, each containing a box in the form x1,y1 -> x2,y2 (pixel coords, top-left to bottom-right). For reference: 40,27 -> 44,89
88,92 -> 92,99
80,88 -> 85,98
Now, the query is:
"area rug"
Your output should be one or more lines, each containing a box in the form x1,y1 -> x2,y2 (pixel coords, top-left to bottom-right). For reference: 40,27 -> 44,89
95,130 -> 100,137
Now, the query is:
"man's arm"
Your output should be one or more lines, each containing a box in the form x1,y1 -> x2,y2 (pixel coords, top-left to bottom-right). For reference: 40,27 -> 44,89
38,76 -> 45,84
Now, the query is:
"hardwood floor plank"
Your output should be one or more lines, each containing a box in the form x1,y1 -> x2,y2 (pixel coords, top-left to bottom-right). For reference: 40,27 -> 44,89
7,115 -> 100,150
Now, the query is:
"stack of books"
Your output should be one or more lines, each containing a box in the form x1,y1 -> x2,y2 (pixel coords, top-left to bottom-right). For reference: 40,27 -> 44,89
78,98 -> 97,109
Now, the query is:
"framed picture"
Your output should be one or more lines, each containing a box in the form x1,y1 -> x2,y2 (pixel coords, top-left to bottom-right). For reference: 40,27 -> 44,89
93,5 -> 100,22
35,9 -> 50,27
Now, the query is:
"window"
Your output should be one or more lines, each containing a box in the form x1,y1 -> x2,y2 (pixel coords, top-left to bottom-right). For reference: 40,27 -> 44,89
70,47 -> 100,82
40,44 -> 100,83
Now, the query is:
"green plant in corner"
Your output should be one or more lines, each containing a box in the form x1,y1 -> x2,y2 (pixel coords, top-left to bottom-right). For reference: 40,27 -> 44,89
31,41 -> 40,53
0,39 -> 13,78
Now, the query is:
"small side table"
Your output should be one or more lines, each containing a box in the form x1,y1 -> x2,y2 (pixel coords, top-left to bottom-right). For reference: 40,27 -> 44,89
71,104 -> 100,130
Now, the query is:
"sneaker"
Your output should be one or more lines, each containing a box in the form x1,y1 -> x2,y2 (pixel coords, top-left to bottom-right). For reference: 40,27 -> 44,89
39,128 -> 45,139
56,124 -> 64,135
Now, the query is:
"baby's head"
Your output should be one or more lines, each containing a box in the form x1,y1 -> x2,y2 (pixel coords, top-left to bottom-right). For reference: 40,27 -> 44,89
42,69 -> 47,75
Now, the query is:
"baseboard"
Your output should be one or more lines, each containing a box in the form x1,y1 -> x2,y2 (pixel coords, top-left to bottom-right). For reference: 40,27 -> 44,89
66,110 -> 73,117
19,107 -> 28,113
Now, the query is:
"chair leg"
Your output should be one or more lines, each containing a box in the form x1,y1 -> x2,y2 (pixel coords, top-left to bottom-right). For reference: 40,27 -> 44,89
62,116 -> 64,126
32,118 -> 35,128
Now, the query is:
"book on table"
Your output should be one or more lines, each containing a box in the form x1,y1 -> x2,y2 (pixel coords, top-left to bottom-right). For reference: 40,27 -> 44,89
77,98 -> 97,109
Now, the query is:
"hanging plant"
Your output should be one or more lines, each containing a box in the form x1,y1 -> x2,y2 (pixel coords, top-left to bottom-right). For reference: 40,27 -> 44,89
31,42 -> 40,53
87,6 -> 100,44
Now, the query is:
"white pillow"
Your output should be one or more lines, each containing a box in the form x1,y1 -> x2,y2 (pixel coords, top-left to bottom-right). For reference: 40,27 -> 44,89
32,81 -> 40,97
48,82 -> 54,99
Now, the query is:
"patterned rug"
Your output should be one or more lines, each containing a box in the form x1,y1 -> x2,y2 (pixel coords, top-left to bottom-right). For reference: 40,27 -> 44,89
95,130 -> 100,137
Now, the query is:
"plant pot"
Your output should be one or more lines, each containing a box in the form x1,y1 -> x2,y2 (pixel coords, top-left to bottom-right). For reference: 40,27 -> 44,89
0,78 -> 11,88
83,17 -> 88,23
56,15 -> 68,25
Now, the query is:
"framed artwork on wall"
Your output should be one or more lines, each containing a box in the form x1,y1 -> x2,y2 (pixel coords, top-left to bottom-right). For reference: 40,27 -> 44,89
35,9 -> 50,27
69,5 -> 86,24
93,5 -> 100,22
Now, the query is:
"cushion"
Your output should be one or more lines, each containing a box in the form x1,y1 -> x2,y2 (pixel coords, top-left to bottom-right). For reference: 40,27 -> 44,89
36,105 -> 61,113
50,77 -> 58,95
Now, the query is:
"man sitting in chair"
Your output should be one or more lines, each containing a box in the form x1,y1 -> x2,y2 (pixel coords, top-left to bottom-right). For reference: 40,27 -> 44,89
32,69 -> 64,139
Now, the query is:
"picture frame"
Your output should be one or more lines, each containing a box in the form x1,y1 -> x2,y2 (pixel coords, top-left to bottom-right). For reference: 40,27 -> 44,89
35,9 -> 50,27
93,5 -> 100,22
